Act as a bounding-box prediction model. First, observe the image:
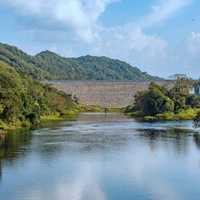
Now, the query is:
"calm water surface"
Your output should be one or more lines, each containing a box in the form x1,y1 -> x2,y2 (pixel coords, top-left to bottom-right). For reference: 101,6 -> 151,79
1,113 -> 200,200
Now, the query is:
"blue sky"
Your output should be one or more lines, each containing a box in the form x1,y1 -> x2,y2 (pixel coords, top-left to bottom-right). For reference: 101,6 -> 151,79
0,0 -> 200,78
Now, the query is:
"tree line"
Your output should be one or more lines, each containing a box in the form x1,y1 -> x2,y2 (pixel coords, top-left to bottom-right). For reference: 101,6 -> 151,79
126,78 -> 200,121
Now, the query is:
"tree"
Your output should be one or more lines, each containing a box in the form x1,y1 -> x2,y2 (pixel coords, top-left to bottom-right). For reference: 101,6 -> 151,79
169,77 -> 194,111
134,82 -> 174,116
0,60 -> 78,128
186,95 -> 200,108
194,112 -> 200,128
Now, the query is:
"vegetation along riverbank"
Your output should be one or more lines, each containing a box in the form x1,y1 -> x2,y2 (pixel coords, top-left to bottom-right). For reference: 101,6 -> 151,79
0,58 -> 121,137
125,78 -> 200,121
0,60 -> 80,134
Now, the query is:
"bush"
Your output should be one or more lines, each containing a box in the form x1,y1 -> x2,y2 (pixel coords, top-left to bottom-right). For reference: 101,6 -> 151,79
143,116 -> 156,122
134,82 -> 174,116
194,111 -> 200,128
176,108 -> 198,120
0,120 -> 8,130
126,80 -> 200,121
186,95 -> 200,108
156,112 -> 175,120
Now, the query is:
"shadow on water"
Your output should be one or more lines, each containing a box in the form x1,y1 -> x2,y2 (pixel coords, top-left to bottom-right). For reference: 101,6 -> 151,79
135,128 -> 196,155
0,122 -> 72,182
0,160 -> 2,181
0,119 -> 75,160
0,130 -> 31,182
193,133 -> 200,150
0,130 -> 32,160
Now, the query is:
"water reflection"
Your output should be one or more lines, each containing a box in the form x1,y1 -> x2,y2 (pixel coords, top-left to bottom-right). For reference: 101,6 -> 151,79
0,160 -> 2,181
193,133 -> 200,149
136,128 -> 192,155
0,130 -> 32,161
1,113 -> 200,200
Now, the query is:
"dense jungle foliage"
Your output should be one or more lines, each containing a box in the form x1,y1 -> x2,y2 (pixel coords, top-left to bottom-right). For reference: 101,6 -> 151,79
0,42 -> 161,81
0,60 -> 78,130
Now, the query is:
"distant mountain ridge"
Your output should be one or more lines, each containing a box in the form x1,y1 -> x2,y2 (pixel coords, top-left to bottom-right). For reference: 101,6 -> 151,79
0,42 -> 162,81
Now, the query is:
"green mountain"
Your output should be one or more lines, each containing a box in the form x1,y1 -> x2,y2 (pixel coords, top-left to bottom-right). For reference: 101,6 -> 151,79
0,42 -> 161,81
35,51 -> 87,80
0,43 -> 51,80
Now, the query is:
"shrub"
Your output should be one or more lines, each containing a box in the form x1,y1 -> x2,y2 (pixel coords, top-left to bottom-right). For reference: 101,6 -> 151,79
134,82 -> 174,116
143,116 -> 156,122
156,112 -> 175,120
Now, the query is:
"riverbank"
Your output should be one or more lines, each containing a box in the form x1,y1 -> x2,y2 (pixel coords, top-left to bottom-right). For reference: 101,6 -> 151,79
0,109 -> 80,136
0,105 -> 122,138
79,105 -> 123,113
0,130 -> 6,139
127,108 -> 200,122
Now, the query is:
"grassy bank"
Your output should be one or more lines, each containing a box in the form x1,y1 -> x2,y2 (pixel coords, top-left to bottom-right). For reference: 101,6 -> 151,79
0,105 -> 123,137
0,130 -> 6,141
0,108 -> 80,134
128,108 -> 200,122
79,105 -> 123,113
41,110 -> 79,123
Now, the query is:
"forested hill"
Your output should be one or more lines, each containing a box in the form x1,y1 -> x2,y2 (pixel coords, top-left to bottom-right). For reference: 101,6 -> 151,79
0,42 -> 161,81
36,52 -> 161,81
0,59 -> 78,130
0,43 -> 51,80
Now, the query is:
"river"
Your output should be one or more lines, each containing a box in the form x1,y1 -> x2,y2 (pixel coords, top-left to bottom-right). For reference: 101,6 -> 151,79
1,113 -> 200,200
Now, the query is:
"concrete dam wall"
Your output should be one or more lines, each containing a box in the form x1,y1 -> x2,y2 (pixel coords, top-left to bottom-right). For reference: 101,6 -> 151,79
51,81 -> 173,108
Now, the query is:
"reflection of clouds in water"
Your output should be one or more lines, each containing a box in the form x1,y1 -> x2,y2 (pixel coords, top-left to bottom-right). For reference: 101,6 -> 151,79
18,140 -> 199,200
24,162 -> 106,200
56,163 -> 106,200
109,146 -> 182,200
29,115 -> 197,200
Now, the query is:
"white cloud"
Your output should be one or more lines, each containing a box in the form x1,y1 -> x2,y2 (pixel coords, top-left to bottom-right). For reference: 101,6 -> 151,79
178,32 -> 200,78
3,0 -> 118,42
3,0 -> 190,43
90,26 -> 168,75
187,32 -> 200,55
87,0 -> 193,76
140,0 -> 192,28
23,162 -> 106,200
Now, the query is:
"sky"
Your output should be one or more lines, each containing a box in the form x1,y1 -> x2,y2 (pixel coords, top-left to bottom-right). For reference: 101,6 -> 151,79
0,0 -> 200,78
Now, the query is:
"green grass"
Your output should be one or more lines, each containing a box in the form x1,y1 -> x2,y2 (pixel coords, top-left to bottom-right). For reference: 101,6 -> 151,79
41,109 -> 80,122
107,107 -> 123,113
156,108 -> 200,121
79,105 -> 123,113
128,108 -> 200,122
175,108 -> 200,120
0,108 -> 80,134
0,119 -> 31,131
143,116 -> 157,121
80,105 -> 104,112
